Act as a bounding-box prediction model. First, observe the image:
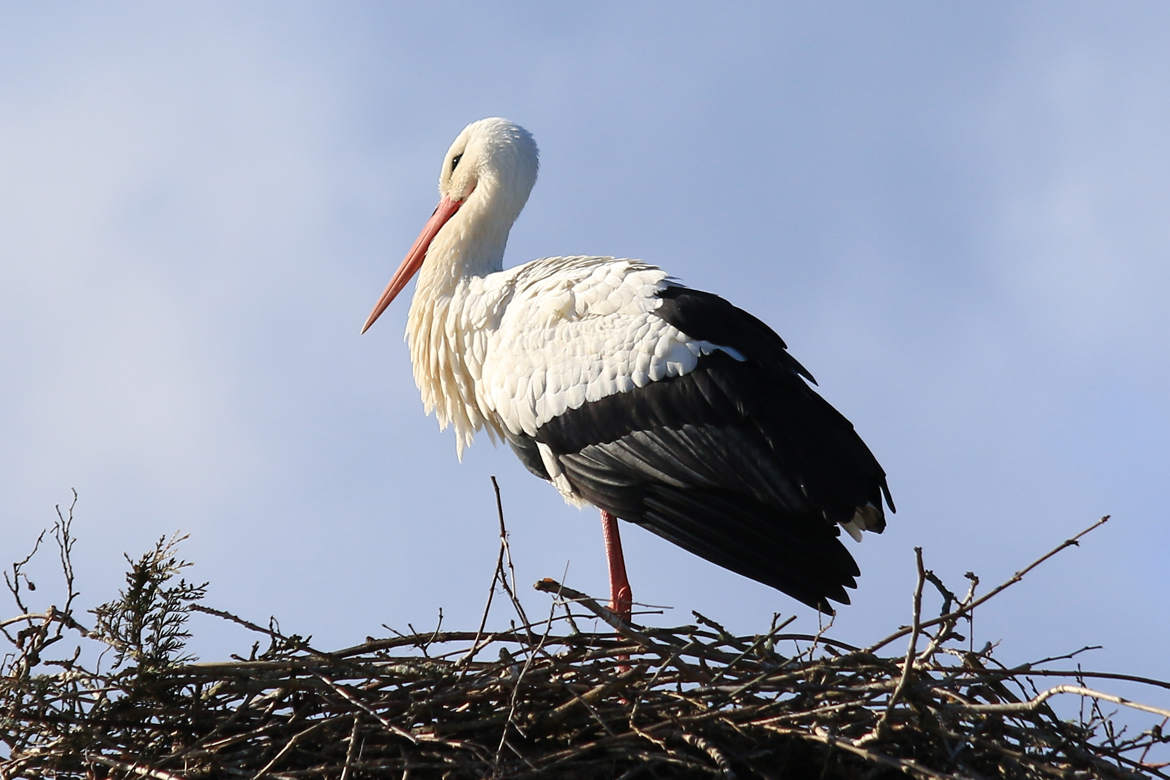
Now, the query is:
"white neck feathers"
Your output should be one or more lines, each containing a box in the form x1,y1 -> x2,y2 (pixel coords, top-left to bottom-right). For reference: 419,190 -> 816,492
400,118 -> 540,457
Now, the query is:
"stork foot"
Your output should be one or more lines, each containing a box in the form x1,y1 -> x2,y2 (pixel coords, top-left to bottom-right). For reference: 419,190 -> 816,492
609,583 -> 633,624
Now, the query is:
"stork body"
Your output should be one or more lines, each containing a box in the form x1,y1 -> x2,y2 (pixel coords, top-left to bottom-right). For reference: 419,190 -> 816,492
364,118 -> 893,617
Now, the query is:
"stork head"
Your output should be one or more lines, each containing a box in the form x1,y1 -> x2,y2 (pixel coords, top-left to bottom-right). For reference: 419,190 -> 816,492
441,117 -> 539,225
362,118 -> 539,333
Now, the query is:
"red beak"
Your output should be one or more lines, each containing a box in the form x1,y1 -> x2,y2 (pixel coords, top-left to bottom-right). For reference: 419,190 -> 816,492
361,196 -> 464,333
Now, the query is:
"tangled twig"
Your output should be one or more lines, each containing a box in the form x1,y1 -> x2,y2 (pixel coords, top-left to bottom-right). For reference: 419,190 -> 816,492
2,494 -> 1166,779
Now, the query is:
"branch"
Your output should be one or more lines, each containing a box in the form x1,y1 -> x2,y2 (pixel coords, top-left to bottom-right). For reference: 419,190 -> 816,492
865,516 -> 1110,654
956,684 -> 1170,720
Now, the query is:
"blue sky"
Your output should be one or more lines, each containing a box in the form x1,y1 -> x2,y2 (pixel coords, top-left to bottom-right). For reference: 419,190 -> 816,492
4,2 -> 1168,727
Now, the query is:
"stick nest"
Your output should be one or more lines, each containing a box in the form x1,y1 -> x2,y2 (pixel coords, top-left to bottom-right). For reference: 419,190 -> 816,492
3,492 -> 1168,779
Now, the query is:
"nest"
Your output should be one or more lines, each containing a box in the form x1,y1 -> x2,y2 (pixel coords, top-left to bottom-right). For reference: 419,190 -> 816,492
3,491 -> 1168,779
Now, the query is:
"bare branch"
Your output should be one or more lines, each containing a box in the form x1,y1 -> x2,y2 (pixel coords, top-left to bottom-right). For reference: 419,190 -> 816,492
5,502 -> 1167,779
865,515 -> 1111,655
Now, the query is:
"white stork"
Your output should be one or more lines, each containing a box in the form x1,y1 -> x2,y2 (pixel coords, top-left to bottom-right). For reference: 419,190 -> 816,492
362,117 -> 893,621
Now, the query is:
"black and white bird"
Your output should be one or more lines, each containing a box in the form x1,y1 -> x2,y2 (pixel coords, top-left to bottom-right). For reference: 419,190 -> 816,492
362,118 -> 893,621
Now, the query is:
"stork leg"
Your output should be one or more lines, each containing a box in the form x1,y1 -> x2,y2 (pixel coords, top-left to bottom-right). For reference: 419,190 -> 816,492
600,510 -> 633,623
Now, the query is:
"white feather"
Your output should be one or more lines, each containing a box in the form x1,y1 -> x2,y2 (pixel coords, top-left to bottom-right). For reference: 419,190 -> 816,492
396,122 -> 746,467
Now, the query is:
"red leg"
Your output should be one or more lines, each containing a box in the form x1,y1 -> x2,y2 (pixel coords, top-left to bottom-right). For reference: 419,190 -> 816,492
600,510 -> 633,622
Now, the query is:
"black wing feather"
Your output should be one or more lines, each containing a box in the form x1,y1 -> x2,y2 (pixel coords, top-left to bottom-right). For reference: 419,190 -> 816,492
503,428 -> 549,481
521,284 -> 893,612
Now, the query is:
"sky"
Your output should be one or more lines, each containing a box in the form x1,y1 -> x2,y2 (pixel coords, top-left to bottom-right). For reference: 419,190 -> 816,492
3,1 -> 1168,742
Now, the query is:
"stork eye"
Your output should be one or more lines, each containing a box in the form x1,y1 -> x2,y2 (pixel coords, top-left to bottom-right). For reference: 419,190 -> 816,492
451,153 -> 463,172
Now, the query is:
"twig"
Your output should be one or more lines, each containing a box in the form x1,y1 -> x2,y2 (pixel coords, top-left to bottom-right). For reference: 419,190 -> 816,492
865,516 -> 1110,654
313,673 -> 418,743
490,477 -> 534,635
85,755 -> 188,780
339,714 -> 361,780
958,684 -> 1170,719
862,546 -> 926,744
251,720 -> 330,779
6,505 -> 1169,779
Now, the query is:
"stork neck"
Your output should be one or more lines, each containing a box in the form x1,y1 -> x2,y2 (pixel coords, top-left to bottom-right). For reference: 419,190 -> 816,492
404,199 -> 510,455
415,196 -> 512,296
403,192 -> 511,450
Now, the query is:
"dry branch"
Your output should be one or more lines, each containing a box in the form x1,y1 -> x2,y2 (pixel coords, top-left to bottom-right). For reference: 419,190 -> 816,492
2,494 -> 1167,779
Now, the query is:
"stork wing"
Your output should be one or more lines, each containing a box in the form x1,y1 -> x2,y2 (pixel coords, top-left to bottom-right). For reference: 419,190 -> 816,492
485,259 -> 893,611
